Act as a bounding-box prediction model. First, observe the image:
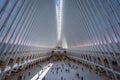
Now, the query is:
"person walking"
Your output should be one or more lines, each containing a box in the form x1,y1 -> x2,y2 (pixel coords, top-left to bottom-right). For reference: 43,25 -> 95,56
81,76 -> 83,80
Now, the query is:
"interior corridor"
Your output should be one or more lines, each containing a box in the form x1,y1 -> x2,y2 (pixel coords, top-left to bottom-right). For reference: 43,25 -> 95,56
0,0 -> 120,80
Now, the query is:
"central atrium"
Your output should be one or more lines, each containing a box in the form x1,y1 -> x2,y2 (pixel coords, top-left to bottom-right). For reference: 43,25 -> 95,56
0,0 -> 120,80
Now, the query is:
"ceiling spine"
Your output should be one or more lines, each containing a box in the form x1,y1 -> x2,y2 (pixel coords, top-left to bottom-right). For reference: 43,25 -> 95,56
56,0 -> 63,47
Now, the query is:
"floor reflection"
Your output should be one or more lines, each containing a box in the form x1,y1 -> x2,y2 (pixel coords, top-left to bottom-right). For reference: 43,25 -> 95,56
31,63 -> 53,80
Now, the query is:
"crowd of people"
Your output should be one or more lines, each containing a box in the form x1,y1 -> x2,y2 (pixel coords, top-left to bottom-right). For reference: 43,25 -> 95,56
49,60 -> 84,80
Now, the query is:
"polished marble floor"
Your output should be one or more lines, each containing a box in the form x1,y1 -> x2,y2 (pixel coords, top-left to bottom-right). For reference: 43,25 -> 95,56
44,61 -> 107,80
